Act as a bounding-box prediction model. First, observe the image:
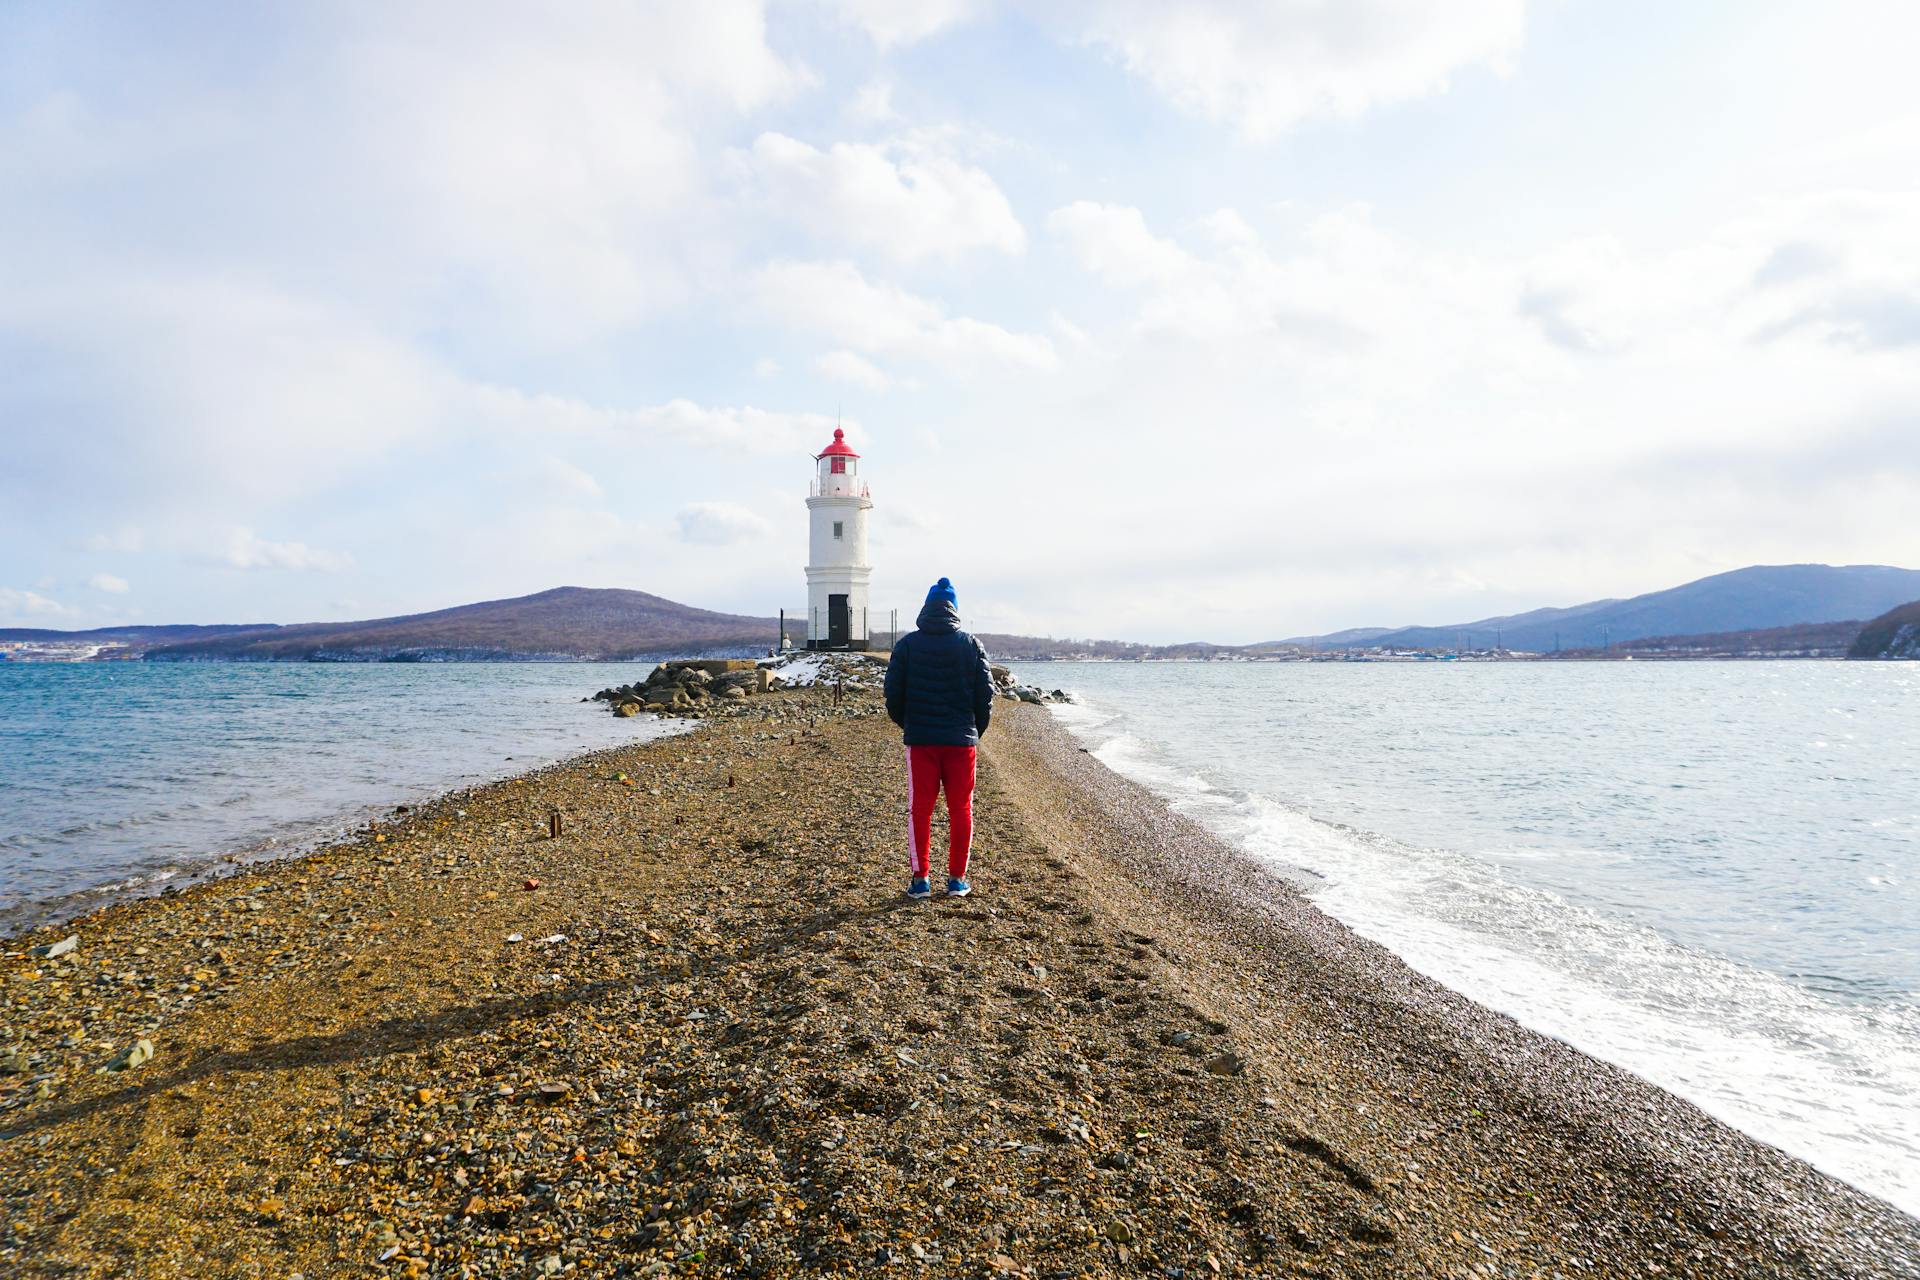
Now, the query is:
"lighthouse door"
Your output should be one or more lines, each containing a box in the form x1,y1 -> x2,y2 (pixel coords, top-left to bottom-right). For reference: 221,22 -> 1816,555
828,594 -> 850,646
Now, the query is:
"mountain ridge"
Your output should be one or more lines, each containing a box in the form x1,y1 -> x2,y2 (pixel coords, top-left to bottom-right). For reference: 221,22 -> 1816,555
37,587 -> 798,662
1283,564 -> 1920,653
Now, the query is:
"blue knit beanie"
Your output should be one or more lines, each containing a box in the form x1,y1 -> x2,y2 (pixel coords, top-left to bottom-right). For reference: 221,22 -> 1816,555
925,577 -> 957,609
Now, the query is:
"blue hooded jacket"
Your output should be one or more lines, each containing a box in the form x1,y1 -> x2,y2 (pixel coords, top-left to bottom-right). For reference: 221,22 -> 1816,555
884,580 -> 994,747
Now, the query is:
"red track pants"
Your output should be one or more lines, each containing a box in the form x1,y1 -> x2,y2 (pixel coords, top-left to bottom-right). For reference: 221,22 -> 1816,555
906,744 -> 976,880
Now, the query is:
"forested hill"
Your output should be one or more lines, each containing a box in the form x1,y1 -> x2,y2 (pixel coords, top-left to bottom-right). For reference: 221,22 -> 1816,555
131,588 -> 795,661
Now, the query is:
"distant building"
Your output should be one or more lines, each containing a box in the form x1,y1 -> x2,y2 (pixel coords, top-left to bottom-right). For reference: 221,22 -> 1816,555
805,427 -> 873,650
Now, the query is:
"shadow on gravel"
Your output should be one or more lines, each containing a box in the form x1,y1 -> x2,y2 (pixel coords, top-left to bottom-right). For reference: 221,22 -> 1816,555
0,892 -> 918,1143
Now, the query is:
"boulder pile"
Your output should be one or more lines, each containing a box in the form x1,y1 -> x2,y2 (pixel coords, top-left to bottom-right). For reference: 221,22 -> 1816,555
990,664 -> 1073,705
591,660 -> 777,717
591,654 -> 1070,718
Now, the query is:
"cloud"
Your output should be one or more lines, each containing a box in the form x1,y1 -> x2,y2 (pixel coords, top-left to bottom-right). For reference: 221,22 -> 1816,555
219,528 -> 352,573
821,0 -> 982,47
741,132 -> 1025,263
1059,0 -> 1528,139
755,260 -> 1056,370
0,587 -> 77,621
1047,202 -> 1197,288
87,572 -> 130,594
81,527 -> 145,553
469,388 -> 842,458
0,2 -> 812,371
532,457 -> 605,500
847,79 -> 901,125
1047,201 -> 1378,348
818,350 -> 891,389
676,501 -> 774,546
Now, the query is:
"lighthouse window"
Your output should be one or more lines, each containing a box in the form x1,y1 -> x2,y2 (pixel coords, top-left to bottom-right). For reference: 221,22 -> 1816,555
830,457 -> 846,474
833,521 -> 844,539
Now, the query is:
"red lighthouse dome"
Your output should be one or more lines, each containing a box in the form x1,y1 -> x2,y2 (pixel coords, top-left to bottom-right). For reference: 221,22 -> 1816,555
815,427 -> 860,459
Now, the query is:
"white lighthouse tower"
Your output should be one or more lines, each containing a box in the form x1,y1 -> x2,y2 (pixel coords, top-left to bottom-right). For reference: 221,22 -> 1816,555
805,427 -> 873,650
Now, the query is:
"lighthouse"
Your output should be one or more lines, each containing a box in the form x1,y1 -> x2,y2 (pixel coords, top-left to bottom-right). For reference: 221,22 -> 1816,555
805,427 -> 873,650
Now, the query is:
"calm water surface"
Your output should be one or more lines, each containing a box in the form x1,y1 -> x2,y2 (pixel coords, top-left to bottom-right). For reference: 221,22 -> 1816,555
1010,660 -> 1920,1216
1,662 -> 682,931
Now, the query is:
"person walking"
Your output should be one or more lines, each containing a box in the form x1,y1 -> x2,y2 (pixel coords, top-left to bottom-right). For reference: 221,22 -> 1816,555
884,577 -> 994,900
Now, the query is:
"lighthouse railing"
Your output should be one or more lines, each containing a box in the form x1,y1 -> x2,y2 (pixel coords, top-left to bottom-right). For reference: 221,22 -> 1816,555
809,478 -> 873,499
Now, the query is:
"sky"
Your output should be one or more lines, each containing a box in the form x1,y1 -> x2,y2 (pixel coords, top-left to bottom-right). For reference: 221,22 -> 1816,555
4,0 -> 1919,643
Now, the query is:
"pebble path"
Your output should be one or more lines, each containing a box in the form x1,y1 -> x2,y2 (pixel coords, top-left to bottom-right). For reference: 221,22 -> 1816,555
2,684 -> 1915,1278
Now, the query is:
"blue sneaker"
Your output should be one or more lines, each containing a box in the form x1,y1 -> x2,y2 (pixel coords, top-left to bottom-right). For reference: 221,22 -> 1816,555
946,877 -> 972,897
906,877 -> 932,900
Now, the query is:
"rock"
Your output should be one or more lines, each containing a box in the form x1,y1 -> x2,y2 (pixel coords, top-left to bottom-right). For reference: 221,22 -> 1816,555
34,935 -> 79,959
104,1038 -> 154,1072
539,1254 -> 564,1275
1017,687 -> 1045,705
1205,1052 -> 1246,1076
613,703 -> 642,718
535,1082 -> 571,1103
1107,1220 -> 1134,1244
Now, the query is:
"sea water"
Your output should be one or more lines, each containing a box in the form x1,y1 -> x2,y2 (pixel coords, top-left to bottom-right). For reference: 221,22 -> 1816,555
0,661 -> 683,932
1009,660 -> 1920,1217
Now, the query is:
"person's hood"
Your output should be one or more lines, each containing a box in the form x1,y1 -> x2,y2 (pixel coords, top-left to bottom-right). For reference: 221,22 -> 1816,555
916,599 -> 961,633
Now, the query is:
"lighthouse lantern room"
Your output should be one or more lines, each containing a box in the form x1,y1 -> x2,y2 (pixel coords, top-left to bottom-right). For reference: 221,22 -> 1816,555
805,427 -> 873,650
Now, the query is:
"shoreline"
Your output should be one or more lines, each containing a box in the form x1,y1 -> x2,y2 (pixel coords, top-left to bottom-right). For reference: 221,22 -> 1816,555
2,684 -> 1915,1276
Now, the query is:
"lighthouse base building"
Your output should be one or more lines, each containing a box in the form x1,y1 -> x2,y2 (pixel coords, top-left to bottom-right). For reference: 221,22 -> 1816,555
805,428 -> 874,650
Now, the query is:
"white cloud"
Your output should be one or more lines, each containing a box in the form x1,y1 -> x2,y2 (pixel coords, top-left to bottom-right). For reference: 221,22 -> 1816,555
818,350 -> 892,388
87,572 -> 130,594
822,0 -> 982,47
532,456 -> 605,500
0,3 -> 810,362
469,387 -> 843,458
1047,202 -> 1197,288
1059,0 -> 1527,139
755,260 -> 1056,370
742,132 -> 1025,262
81,527 -> 145,553
848,78 -> 901,125
676,501 -> 774,546
219,528 -> 352,573
0,588 -> 77,621
753,357 -> 782,378
1048,200 -> 1390,349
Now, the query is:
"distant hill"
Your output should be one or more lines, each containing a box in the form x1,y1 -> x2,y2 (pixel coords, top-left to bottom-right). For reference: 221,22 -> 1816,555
1296,565 -> 1920,653
123,588 -> 797,661
1848,599 -> 1920,659
0,623 -> 271,646
1560,619 -> 1864,660
1274,626 -> 1394,648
